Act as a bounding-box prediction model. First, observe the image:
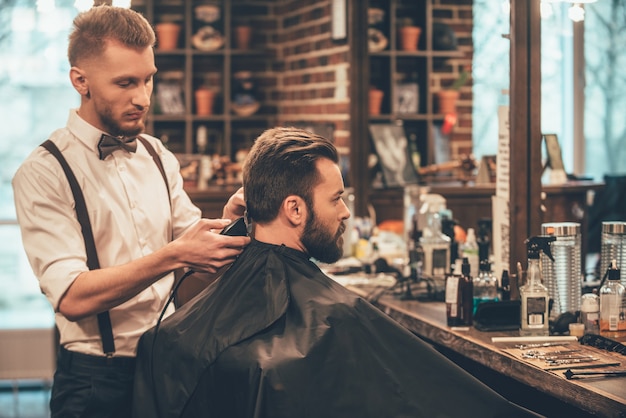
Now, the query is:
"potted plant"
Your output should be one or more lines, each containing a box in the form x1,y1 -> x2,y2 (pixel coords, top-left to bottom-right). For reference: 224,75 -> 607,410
397,18 -> 421,51
437,67 -> 469,114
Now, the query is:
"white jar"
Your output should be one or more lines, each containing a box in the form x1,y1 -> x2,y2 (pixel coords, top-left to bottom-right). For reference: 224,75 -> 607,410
580,293 -> 600,335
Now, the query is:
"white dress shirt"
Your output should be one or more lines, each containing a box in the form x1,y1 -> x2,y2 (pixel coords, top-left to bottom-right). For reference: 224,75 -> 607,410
12,109 -> 201,357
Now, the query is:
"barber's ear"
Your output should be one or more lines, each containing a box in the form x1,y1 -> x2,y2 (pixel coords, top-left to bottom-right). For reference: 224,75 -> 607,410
283,195 -> 306,226
70,67 -> 90,97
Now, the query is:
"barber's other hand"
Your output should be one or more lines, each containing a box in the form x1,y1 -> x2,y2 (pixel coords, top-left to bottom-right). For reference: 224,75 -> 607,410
177,218 -> 250,274
222,187 -> 246,220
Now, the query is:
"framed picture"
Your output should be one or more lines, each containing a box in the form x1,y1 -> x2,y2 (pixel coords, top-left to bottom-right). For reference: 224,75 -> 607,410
369,124 -> 419,187
156,80 -> 185,115
476,155 -> 497,184
393,82 -> 419,114
543,133 -> 565,171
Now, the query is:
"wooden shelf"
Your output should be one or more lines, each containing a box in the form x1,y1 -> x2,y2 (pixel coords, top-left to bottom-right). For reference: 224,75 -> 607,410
135,0 -> 274,159
366,0 -> 463,181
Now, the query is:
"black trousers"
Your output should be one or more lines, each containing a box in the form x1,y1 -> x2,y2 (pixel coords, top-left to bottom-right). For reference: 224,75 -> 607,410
50,347 -> 136,418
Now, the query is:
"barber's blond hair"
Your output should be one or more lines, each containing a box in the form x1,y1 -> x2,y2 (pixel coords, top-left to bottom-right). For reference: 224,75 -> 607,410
68,5 -> 155,66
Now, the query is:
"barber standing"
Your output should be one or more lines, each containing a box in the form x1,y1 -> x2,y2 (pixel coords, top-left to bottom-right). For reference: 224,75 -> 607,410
11,5 -> 250,418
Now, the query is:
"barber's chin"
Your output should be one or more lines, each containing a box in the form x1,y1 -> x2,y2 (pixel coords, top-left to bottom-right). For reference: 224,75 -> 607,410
121,125 -> 144,138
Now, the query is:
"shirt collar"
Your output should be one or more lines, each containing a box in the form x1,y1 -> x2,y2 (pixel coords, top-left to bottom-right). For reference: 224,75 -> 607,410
66,109 -> 117,157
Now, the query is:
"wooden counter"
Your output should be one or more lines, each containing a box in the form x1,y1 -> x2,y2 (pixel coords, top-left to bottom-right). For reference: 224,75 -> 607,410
369,180 -> 604,229
347,283 -> 626,418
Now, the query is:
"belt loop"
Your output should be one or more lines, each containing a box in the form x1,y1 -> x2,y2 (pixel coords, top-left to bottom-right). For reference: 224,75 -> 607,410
105,350 -> 114,366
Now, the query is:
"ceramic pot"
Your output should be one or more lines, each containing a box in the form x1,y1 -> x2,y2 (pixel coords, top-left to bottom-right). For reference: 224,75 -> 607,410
398,26 -> 421,51
234,25 -> 252,50
195,88 -> 215,116
369,88 -> 384,115
437,90 -> 460,114
155,23 -> 181,51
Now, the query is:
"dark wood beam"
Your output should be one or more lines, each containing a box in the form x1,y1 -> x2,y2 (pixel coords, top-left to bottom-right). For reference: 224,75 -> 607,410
348,0 -> 371,217
509,0 -> 543,271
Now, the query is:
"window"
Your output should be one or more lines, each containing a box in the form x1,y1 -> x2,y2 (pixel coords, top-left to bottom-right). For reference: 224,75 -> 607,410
584,1 -> 626,179
473,0 -> 625,180
0,1 -> 79,329
472,0 -> 509,162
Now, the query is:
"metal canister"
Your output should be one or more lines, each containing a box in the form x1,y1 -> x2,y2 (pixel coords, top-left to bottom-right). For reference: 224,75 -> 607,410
600,221 -> 626,288
541,222 -> 582,318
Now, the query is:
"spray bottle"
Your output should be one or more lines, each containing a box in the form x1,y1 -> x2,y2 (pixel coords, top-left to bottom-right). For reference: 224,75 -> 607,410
599,260 -> 626,338
520,235 -> 556,336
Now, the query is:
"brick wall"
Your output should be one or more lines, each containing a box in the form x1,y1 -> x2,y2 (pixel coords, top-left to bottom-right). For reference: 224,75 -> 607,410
241,0 -> 473,161
271,0 -> 352,153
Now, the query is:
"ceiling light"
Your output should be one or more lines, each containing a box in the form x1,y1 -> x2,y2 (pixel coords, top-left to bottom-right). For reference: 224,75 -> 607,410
568,4 -> 585,22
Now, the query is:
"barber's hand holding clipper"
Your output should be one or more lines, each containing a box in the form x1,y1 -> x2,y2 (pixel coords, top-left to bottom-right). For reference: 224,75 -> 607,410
179,187 -> 249,281
174,218 -> 250,275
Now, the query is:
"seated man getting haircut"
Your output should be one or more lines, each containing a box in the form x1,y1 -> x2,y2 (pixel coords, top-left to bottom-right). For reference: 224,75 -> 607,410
132,127 -> 539,418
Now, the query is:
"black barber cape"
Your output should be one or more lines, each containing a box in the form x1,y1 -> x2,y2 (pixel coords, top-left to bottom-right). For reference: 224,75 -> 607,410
133,240 -> 539,418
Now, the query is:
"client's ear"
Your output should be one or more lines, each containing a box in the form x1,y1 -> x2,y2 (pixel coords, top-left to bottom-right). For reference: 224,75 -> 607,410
282,195 -> 306,227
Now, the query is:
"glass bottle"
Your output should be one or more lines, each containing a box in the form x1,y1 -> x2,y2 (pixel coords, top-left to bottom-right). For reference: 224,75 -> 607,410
445,273 -> 462,327
441,218 -> 458,271
408,218 -> 424,282
473,259 -> 499,314
419,206 -> 450,280
446,259 -> 475,327
460,257 -> 473,326
599,261 -> 626,338
461,227 -> 479,278
520,236 -> 554,336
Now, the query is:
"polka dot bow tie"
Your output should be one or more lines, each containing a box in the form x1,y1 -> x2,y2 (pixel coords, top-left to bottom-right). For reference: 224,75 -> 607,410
97,134 -> 138,160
